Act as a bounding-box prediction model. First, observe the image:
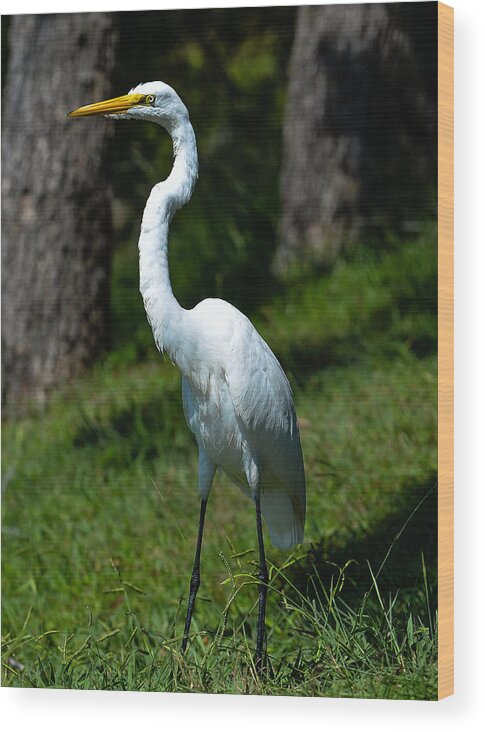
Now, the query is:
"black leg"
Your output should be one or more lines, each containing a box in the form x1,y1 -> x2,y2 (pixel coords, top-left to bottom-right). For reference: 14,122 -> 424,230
255,492 -> 269,673
181,497 -> 208,653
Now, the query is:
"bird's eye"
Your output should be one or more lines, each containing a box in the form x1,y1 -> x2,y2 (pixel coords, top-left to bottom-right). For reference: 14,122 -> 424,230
146,95 -> 155,105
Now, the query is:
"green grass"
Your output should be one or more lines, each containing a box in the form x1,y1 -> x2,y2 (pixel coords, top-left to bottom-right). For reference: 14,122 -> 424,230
256,233 -> 437,378
1,557 -> 437,697
1,236 -> 438,698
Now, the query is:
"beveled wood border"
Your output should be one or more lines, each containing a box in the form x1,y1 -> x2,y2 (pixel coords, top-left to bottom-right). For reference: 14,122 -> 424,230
437,0 -> 454,701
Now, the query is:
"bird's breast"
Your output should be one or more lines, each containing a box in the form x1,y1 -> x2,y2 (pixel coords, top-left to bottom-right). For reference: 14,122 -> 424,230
182,374 -> 245,480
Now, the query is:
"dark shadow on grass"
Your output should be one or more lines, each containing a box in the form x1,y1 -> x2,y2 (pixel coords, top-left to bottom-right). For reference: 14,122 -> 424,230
72,392 -> 192,467
287,477 -> 437,614
279,331 -> 437,386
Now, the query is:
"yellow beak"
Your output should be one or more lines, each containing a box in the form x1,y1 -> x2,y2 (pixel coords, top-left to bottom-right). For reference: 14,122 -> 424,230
68,93 -> 146,118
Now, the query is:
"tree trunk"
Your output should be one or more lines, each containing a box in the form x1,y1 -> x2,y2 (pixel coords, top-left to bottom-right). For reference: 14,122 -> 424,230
276,2 -> 437,275
2,13 -> 118,413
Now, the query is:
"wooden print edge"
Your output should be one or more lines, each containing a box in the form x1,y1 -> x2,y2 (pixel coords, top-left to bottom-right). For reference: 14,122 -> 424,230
437,0 -> 454,701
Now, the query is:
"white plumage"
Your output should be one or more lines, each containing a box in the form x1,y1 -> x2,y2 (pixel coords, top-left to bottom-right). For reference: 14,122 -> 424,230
68,81 -> 306,668
181,297 -> 305,550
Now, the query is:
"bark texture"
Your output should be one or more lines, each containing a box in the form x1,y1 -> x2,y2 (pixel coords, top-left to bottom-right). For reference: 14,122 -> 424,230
276,2 -> 437,275
2,13 -> 118,412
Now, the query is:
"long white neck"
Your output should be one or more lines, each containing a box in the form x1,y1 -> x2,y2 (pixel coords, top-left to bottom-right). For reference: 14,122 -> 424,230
138,117 -> 198,364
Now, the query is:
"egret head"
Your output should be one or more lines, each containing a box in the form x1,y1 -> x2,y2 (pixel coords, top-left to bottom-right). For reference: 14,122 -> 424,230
68,81 -> 189,130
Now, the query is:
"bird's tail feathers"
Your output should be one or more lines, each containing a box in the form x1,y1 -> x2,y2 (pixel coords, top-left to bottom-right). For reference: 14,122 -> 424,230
261,489 -> 305,551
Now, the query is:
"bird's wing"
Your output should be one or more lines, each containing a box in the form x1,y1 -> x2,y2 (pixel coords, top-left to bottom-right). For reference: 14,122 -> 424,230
223,308 -> 306,547
224,311 -> 294,435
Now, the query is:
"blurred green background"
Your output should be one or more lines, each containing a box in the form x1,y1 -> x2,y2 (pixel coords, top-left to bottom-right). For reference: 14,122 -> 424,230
110,9 -> 295,325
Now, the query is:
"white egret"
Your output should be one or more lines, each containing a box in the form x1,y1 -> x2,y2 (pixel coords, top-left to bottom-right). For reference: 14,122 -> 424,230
68,82 -> 306,671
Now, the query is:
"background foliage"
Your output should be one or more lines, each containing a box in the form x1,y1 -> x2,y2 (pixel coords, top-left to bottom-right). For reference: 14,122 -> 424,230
110,8 -> 295,319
